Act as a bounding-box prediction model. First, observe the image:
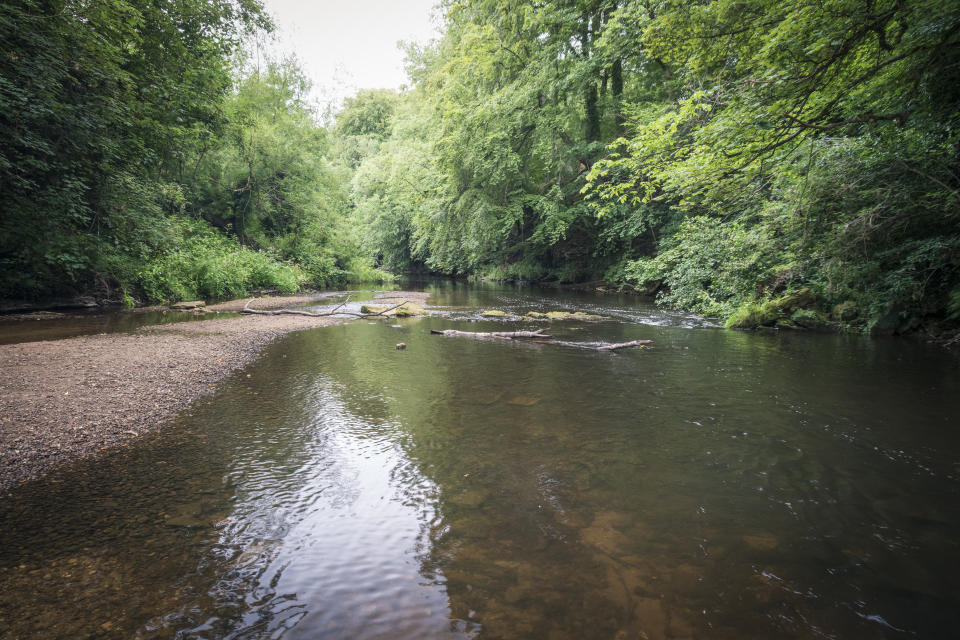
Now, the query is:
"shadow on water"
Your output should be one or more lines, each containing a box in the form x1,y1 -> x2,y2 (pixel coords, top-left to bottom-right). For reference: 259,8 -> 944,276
1,284 -> 959,639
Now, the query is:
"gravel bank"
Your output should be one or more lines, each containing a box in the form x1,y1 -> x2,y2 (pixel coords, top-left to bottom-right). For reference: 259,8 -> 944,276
203,294 -> 334,312
0,313 -> 344,493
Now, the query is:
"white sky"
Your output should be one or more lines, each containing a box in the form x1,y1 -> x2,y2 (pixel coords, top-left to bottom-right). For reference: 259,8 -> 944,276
260,0 -> 441,112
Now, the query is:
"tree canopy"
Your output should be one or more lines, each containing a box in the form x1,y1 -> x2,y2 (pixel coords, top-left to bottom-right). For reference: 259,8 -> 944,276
349,0 -> 960,335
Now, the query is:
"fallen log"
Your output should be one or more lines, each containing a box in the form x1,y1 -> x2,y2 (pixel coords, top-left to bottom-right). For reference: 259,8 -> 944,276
241,297 -> 406,318
432,329 -> 652,350
430,328 -> 551,339
533,339 -> 653,351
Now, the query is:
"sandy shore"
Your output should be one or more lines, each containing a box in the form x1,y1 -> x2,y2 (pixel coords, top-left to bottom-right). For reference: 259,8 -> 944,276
0,291 -> 428,494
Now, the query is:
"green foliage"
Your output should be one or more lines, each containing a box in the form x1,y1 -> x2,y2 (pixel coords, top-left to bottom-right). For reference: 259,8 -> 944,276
335,89 -> 400,140
624,216 -> 779,317
1,4 -> 384,303
0,0 -> 273,300
136,219 -> 304,302
344,0 -> 655,281
188,58 -> 384,288
332,0 -> 959,337
581,0 -> 960,334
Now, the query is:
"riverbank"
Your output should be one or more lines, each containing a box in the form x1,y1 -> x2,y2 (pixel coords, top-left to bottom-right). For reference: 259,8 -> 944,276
0,291 -> 428,494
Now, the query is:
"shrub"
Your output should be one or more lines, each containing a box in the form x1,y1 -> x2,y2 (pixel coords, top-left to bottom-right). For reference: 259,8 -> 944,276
136,220 -> 305,302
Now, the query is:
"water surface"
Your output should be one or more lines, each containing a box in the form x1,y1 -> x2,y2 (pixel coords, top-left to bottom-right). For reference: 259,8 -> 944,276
1,283 -> 958,639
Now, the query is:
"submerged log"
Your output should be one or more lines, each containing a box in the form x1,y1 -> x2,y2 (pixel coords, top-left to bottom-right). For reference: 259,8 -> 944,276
533,339 -> 653,351
430,328 -> 551,339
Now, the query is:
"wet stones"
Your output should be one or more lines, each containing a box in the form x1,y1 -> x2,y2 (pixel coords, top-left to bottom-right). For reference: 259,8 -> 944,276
544,311 -> 607,321
449,489 -> 490,508
360,302 -> 427,317
170,300 -> 206,310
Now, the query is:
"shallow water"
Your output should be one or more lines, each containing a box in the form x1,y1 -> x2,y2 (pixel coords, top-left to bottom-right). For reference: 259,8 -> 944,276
0,291 -> 354,345
0,308 -> 237,345
1,282 -> 959,639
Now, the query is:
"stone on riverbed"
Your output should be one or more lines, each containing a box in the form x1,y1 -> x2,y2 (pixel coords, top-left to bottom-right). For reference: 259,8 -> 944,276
360,302 -> 427,317
544,311 -> 606,321
171,300 -> 206,310
393,303 -> 426,317
163,500 -> 225,528
481,309 -> 510,317
742,531 -> 779,550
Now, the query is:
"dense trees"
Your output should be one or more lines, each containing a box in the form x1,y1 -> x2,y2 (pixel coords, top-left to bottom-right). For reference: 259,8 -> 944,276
0,0 -> 381,303
0,0 -> 271,299
587,0 -> 960,331
351,0 -> 960,335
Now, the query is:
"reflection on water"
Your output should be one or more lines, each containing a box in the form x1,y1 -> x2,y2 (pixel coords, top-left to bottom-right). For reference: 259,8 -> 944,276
0,309 -> 239,345
1,283 -> 959,639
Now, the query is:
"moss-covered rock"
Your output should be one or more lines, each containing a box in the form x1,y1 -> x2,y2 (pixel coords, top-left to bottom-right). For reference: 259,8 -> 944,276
544,311 -> 606,321
726,289 -> 819,329
832,300 -> 859,321
765,288 -> 815,314
725,303 -> 779,328
481,309 -> 510,317
524,311 -> 548,319
790,308 -> 828,329
360,302 -> 427,317
393,303 -> 426,317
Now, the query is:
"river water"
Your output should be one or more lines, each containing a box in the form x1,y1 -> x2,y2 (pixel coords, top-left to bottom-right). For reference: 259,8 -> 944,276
1,283 -> 959,639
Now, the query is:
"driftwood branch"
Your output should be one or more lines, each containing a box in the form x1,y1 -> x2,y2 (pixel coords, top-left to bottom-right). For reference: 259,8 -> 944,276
241,297 -> 408,318
531,339 -> 653,351
326,295 -> 351,315
430,329 -> 551,339
430,329 -> 651,350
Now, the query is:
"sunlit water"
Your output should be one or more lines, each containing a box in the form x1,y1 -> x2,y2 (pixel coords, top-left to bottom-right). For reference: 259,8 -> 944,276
1,283 -> 959,639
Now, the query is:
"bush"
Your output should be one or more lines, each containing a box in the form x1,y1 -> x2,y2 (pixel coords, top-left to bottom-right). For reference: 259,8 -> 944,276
136,220 -> 305,303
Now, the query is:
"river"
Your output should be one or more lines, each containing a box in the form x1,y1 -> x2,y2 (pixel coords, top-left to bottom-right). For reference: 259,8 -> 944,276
1,282 -> 958,639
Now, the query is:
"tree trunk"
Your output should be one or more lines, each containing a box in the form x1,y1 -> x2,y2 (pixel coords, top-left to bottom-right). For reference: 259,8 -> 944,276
611,58 -> 624,135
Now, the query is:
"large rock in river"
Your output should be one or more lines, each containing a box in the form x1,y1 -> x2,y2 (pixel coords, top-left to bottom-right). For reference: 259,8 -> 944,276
360,302 -> 427,317
544,311 -> 607,321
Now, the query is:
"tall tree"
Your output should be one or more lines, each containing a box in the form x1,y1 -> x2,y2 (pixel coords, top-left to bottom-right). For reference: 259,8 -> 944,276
0,0 -> 270,298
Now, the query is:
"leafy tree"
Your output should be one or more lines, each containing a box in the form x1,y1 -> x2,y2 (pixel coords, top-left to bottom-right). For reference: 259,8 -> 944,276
335,89 -> 400,140
0,0 -> 271,299
583,0 -> 960,332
